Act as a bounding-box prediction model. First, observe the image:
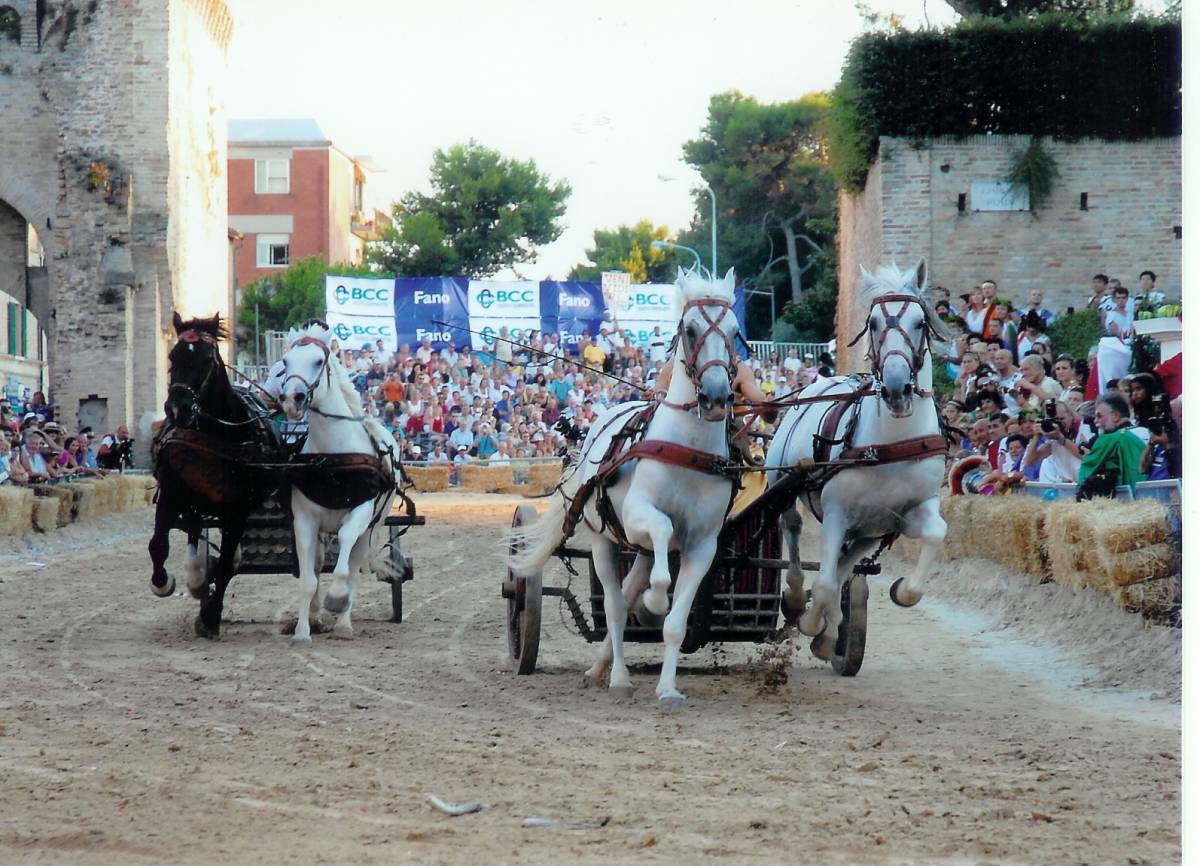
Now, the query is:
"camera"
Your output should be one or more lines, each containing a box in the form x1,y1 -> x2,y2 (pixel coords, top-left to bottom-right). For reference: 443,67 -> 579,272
1144,394 -> 1174,436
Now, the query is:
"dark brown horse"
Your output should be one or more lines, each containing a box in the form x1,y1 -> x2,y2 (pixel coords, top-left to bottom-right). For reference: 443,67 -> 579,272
148,313 -> 280,638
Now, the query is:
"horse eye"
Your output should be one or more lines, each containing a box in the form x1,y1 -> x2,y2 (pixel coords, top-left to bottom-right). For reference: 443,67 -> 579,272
870,319 -> 879,331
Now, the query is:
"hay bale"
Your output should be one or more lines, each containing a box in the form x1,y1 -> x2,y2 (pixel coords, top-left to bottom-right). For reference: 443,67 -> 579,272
1100,542 -> 1179,588
31,495 -> 61,532
527,462 -> 564,494
67,481 -> 98,521
1089,498 -> 1172,556
144,477 -> 158,505
1111,574 -> 1180,617
460,463 -> 514,493
91,477 -> 117,515
115,475 -> 146,511
1041,502 -> 1091,590
33,485 -> 76,527
406,465 -> 450,493
0,486 -> 34,535
497,483 -> 538,497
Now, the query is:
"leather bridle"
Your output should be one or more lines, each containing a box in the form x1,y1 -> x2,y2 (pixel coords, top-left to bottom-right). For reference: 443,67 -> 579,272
280,335 -> 366,423
661,297 -> 738,413
167,329 -> 220,425
848,292 -> 936,400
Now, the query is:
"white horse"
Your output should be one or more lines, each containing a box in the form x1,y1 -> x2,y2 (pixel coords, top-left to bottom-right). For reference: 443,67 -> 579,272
509,268 -> 741,711
277,322 -> 403,646
765,259 -> 953,660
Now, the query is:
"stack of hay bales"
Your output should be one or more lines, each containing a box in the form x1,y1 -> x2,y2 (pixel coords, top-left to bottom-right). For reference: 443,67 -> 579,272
0,486 -> 34,535
33,484 -> 77,527
460,463 -> 514,493
526,462 -> 564,495
407,465 -> 450,493
31,495 -> 61,531
1075,498 -> 1178,610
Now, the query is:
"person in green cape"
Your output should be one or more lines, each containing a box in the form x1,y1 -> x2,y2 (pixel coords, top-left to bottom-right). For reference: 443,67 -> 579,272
1076,393 -> 1147,499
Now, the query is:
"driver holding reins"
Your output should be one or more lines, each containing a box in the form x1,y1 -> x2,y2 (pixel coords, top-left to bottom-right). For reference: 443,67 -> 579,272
653,353 -> 777,465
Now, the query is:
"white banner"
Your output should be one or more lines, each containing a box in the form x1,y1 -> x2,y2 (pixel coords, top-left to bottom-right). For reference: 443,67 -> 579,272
613,320 -> 672,349
467,318 -> 544,353
616,283 -> 677,322
467,280 -> 540,319
325,275 -> 394,317
326,311 -> 397,354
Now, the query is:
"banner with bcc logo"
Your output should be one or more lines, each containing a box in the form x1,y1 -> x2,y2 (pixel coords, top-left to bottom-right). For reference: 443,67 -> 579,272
326,311 -> 397,354
324,275 -> 394,317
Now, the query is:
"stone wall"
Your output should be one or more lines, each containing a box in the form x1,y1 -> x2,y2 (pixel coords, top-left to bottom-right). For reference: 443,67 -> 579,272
837,135 -> 1183,362
0,0 -> 232,452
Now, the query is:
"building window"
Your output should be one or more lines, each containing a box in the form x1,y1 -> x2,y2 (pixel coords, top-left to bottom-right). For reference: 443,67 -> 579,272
254,158 -> 290,194
353,178 -> 364,214
256,234 -> 289,268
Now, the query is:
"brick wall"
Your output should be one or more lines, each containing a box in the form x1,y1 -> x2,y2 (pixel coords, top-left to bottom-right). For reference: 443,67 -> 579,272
838,135 -> 1183,362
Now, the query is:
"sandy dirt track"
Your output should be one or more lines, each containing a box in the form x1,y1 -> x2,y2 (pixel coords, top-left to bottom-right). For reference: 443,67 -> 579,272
0,495 -> 1180,865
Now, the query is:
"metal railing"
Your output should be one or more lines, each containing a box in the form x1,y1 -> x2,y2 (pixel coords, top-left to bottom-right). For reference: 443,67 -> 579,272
746,340 -> 832,364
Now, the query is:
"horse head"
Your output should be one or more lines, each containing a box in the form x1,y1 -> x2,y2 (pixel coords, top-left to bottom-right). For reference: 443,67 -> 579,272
278,320 -> 334,422
166,311 -> 226,427
857,259 -> 952,417
672,267 -> 741,422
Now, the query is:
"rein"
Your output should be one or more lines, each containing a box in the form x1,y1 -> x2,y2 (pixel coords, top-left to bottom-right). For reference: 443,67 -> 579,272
658,296 -> 739,414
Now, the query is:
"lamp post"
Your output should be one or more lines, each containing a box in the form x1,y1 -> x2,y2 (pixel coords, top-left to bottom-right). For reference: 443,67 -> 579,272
657,174 -> 716,275
649,239 -> 703,271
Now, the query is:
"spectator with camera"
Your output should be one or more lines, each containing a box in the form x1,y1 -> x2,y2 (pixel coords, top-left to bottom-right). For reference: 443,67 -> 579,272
97,425 -> 135,471
1075,393 -> 1147,499
1021,399 -> 1083,483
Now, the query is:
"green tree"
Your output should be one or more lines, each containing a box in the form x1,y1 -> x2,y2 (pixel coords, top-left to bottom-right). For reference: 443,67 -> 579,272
368,141 -> 570,278
679,91 -> 838,338
236,256 -> 384,338
942,0 -> 1134,17
567,220 -> 682,283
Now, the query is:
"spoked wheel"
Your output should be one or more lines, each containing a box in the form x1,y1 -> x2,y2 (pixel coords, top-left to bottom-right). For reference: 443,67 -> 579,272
503,505 -> 542,675
388,553 -> 413,624
831,573 -> 869,677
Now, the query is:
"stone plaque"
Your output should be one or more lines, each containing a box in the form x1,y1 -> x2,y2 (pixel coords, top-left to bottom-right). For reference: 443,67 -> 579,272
971,181 -> 1029,212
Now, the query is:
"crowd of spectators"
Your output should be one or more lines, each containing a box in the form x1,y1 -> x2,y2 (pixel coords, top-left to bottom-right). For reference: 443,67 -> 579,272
0,392 -> 135,487
934,271 -> 1181,496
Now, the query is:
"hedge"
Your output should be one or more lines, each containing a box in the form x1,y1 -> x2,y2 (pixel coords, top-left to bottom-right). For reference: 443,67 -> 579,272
828,15 -> 1182,191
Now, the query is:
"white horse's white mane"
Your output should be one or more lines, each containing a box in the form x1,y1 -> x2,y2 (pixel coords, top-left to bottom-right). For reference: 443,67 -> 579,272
670,266 -> 736,320
859,261 -> 924,300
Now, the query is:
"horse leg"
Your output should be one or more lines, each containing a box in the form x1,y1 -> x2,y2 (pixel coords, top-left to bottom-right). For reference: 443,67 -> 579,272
290,501 -> 321,648
655,536 -> 718,712
184,534 -> 209,601
810,537 -> 875,661
324,501 -> 375,639
148,493 -> 175,597
196,518 -> 245,640
892,496 -> 946,607
589,538 -> 633,698
583,551 -> 649,690
780,505 -> 806,625
799,507 -> 847,640
623,499 -> 674,618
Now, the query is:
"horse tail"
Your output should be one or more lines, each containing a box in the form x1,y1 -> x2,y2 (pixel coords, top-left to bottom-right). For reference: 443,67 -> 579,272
507,497 -> 567,577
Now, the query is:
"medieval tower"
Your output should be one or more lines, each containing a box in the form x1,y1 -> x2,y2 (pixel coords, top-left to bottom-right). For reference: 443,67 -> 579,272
0,0 -> 233,445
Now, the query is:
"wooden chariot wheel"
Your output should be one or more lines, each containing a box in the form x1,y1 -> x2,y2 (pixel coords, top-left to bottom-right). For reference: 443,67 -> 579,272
831,573 -> 869,676
504,505 -> 543,675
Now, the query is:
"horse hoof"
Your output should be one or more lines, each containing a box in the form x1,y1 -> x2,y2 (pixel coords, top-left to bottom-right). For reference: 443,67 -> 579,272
633,596 -> 665,628
797,610 -> 824,638
810,633 -> 834,662
289,635 -> 313,649
323,591 -> 350,614
332,624 -> 353,640
780,593 -> 805,626
187,582 -> 210,602
890,579 -> 920,608
193,615 -> 219,640
658,693 -> 686,713
151,575 -> 175,598
609,684 -> 635,701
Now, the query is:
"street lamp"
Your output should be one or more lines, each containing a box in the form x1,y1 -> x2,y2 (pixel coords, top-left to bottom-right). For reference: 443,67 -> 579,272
657,174 -> 717,275
650,239 -> 703,271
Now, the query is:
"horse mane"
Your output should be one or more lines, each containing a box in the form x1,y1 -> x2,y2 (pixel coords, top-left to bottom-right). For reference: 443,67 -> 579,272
670,265 -> 736,320
175,314 -> 227,341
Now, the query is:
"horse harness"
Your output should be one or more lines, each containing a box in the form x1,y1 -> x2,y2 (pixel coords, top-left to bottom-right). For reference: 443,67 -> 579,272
846,292 -> 939,399
560,403 -> 739,551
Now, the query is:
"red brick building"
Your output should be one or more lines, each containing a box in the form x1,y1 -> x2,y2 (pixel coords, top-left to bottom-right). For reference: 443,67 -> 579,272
227,118 -> 386,289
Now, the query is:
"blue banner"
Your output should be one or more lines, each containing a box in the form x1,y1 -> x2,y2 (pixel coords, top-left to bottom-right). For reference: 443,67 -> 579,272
393,277 -> 469,350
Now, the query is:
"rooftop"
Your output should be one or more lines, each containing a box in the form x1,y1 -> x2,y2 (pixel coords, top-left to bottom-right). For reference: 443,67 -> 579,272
229,118 -> 330,146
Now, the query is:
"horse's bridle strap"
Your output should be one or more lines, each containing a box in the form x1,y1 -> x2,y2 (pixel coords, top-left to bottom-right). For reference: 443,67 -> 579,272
838,433 -> 948,465
677,297 -> 738,386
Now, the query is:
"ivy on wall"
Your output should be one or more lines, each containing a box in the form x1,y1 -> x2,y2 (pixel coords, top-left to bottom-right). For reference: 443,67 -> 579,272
1004,137 -> 1059,211
827,16 -> 1182,191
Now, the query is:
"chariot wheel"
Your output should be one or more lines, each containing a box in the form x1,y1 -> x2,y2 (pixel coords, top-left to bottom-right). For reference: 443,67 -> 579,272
388,550 -> 413,624
831,573 -> 868,676
504,505 -> 542,675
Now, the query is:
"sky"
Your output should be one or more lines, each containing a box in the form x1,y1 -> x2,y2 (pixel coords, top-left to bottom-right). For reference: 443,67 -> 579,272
221,1 -> 973,280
